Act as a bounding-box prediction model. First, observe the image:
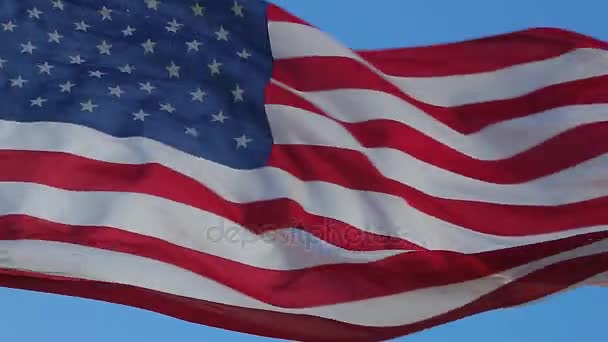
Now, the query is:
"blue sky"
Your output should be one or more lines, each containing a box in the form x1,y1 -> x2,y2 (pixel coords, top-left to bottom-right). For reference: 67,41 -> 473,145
1,0 -> 607,341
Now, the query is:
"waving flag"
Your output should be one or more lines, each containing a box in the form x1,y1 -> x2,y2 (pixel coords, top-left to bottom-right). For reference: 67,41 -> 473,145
0,0 -> 607,340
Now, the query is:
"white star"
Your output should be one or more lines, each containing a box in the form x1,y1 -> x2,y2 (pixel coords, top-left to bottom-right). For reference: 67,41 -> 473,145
108,85 -> 124,98
186,40 -> 202,52
231,84 -> 245,102
160,102 -> 176,113
48,30 -> 63,43
211,110 -> 229,123
237,48 -> 251,59
190,88 -> 206,102
0,58 -> 7,68
231,1 -> 245,17
141,39 -> 156,54
51,0 -> 65,10
215,26 -> 230,41
132,109 -> 150,121
20,41 -> 36,54
97,40 -> 112,55
59,81 -> 75,93
2,20 -> 17,32
234,134 -> 253,149
165,19 -> 183,33
119,64 -> 135,74
122,25 -> 136,37
166,61 -> 180,78
89,70 -> 105,78
80,100 -> 98,112
27,7 -> 43,19
144,0 -> 160,10
9,76 -> 27,88
208,59 -> 222,76
191,3 -> 205,16
37,62 -> 55,75
74,21 -> 91,32
99,6 -> 113,21
30,97 -> 47,107
185,127 -> 199,137
69,55 -> 86,64
139,82 -> 156,94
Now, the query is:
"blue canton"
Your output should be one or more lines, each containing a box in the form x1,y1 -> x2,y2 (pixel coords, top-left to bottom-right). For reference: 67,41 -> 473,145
0,0 -> 273,169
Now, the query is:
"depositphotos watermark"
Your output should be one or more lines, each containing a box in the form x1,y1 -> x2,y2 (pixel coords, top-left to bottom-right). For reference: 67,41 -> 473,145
194,218 -> 406,252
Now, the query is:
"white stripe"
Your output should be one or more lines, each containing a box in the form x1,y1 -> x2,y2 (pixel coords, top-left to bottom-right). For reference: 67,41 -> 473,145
389,49 -> 608,107
510,269 -> 608,309
0,239 -> 605,326
0,181 -> 404,270
0,120 -> 606,253
589,271 -> 608,286
268,21 -> 608,106
268,21 -> 360,60
267,104 -> 608,205
273,81 -> 608,160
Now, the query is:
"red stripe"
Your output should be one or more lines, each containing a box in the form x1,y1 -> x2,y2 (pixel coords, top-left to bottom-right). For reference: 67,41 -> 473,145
0,215 -> 605,307
270,144 -> 608,236
446,75 -> 608,134
0,251 -> 606,341
356,28 -> 608,77
272,57 -> 608,133
266,81 -> 326,114
273,56 -> 417,101
267,4 -> 310,25
0,150 -> 419,252
267,82 -> 608,183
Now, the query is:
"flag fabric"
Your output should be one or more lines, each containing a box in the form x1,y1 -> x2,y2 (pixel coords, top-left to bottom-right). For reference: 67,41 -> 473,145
0,0 -> 607,341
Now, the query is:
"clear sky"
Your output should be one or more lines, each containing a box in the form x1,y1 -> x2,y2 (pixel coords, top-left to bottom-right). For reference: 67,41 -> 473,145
1,0 -> 607,341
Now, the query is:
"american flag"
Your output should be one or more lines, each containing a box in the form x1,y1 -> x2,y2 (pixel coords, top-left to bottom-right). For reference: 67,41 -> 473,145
0,0 -> 607,340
